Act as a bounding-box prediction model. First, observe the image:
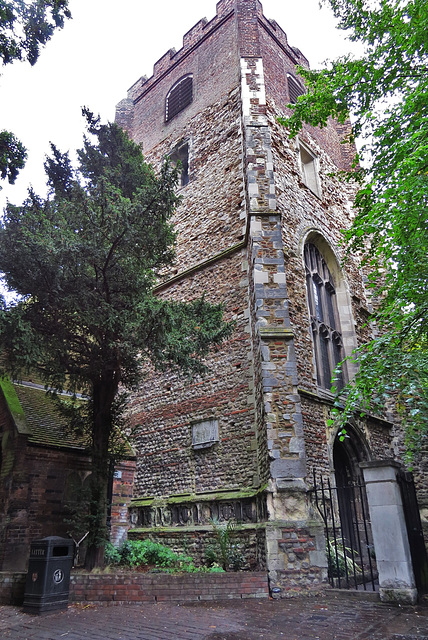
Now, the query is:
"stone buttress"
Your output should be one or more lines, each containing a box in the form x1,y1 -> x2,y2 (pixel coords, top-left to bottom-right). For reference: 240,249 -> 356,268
238,2 -> 325,593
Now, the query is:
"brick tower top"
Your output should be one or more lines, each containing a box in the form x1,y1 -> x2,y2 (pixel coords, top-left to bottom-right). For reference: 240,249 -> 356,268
124,0 -> 309,105
116,0 -> 350,171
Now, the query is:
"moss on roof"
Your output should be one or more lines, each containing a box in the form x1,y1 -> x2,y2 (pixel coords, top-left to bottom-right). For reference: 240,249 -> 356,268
0,378 -> 31,435
1,378 -> 25,418
13,383 -> 88,451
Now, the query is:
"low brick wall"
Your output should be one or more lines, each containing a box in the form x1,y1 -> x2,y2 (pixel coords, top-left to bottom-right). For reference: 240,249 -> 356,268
0,572 -> 26,605
0,571 -> 269,606
70,571 -> 269,604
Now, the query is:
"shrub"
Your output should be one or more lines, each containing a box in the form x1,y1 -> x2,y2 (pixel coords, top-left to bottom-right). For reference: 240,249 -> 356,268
104,539 -> 224,573
326,540 -> 361,578
207,519 -> 244,571
104,542 -> 121,565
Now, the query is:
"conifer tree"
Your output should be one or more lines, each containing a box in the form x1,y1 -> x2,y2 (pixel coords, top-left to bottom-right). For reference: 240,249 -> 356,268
0,111 -> 232,567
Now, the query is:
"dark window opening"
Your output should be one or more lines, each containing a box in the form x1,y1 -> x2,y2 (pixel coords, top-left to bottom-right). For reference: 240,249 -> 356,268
169,142 -> 189,187
304,243 -> 346,390
165,75 -> 193,122
287,74 -> 305,104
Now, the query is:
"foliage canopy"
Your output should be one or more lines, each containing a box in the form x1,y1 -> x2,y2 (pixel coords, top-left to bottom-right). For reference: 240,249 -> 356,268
0,0 -> 70,66
0,111 -> 232,565
0,1 -> 71,187
279,0 -> 428,457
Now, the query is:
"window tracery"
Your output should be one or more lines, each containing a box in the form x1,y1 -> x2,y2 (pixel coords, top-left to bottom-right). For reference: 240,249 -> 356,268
304,242 -> 346,390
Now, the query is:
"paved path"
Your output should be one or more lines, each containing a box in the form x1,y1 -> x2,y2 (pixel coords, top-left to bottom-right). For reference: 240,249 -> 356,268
1,594 -> 428,640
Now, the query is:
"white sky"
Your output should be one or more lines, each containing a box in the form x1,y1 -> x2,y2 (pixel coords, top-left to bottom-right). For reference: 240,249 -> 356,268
0,0 -> 355,210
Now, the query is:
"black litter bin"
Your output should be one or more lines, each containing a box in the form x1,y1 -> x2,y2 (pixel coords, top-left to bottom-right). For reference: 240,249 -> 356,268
23,536 -> 74,615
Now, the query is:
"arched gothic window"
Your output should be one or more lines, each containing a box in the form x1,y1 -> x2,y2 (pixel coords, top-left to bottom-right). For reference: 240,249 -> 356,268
304,243 -> 346,390
165,75 -> 193,122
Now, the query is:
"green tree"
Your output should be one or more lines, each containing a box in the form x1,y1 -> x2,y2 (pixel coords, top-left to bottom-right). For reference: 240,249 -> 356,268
0,130 -> 26,185
1,1 -> 71,186
279,0 -> 428,457
0,110 -> 232,568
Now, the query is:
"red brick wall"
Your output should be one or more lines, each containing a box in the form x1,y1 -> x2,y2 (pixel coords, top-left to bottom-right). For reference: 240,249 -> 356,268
1,570 -> 269,605
0,403 -> 25,570
0,388 -> 136,571
1,443 -> 92,571
69,571 -> 269,604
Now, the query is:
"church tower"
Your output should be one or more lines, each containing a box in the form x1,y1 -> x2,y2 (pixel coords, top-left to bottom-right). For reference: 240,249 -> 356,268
116,0 -> 401,595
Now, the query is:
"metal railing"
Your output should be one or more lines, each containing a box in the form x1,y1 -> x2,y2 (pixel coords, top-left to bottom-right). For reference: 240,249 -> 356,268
313,471 -> 377,591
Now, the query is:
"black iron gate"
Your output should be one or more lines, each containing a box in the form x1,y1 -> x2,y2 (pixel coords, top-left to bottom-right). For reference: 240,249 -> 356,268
397,469 -> 428,594
313,471 -> 377,591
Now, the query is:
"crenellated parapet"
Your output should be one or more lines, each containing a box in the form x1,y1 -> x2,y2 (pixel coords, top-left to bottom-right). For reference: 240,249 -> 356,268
126,0 -> 236,105
123,0 -> 307,108
258,13 -> 309,68
182,18 -> 209,49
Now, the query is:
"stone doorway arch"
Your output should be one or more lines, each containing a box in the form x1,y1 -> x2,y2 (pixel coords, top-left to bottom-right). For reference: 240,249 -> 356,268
333,425 -> 371,550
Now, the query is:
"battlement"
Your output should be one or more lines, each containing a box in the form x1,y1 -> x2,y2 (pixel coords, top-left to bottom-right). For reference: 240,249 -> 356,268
126,0 -> 308,104
127,0 -> 235,103
258,14 -> 309,67
182,18 -> 209,50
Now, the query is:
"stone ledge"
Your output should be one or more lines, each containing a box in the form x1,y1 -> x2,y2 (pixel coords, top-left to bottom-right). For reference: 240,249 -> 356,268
259,327 -> 294,339
154,241 -> 246,293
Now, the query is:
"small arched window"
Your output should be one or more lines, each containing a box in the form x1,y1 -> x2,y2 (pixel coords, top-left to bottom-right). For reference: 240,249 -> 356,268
169,141 -> 189,187
165,75 -> 193,122
304,243 -> 346,390
287,73 -> 305,104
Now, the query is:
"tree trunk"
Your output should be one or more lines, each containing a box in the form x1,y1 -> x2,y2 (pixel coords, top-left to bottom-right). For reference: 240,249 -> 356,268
84,377 -> 118,570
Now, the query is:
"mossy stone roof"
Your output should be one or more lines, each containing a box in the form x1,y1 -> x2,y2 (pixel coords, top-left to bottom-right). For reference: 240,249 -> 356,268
7,381 -> 88,451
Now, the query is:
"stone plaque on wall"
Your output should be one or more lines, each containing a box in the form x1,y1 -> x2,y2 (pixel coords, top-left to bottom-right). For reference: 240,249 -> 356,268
192,419 -> 219,449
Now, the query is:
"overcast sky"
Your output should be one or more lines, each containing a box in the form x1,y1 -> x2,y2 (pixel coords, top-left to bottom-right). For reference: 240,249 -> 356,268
0,0 -> 356,210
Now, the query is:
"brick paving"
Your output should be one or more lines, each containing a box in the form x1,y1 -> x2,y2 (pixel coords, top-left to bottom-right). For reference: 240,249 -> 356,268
1,593 -> 428,640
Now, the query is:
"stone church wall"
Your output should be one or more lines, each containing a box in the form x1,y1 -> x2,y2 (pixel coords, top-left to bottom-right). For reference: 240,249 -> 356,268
128,252 -> 259,499
142,87 -> 245,272
116,0 -> 427,591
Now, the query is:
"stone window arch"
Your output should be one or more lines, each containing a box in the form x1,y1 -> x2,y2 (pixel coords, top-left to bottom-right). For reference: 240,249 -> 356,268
332,423 -> 372,549
165,75 -> 193,122
304,238 -> 357,390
